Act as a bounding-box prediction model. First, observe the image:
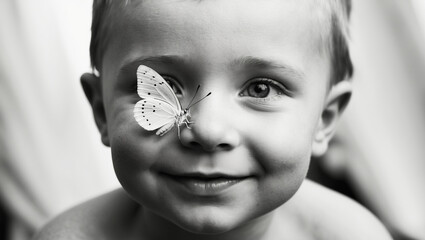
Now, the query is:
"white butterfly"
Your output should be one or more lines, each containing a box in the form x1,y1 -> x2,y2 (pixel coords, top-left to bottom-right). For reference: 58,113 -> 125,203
133,65 -> 210,137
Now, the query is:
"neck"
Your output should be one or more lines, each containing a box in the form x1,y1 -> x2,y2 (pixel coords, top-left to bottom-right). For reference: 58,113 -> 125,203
134,206 -> 277,240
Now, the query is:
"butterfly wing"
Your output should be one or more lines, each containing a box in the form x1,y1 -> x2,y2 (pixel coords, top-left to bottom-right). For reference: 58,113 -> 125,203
137,65 -> 181,111
135,65 -> 187,136
133,98 -> 177,132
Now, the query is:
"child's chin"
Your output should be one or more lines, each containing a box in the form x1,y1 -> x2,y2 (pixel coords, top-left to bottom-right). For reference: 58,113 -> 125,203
172,214 -> 242,235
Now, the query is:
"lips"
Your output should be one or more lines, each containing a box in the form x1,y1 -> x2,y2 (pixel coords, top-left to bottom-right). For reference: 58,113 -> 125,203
161,172 -> 249,196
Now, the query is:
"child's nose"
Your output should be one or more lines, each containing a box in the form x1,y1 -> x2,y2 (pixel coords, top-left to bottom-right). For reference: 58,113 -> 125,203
179,97 -> 241,152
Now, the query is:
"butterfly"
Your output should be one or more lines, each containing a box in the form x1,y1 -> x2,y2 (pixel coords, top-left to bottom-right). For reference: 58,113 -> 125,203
133,65 -> 211,138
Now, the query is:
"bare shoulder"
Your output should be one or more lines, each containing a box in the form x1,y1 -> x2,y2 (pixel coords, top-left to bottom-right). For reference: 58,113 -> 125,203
32,188 -> 138,240
284,180 -> 393,240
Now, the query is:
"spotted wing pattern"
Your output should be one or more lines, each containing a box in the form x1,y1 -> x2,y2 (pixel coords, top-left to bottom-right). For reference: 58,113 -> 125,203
133,65 -> 181,135
136,65 -> 180,109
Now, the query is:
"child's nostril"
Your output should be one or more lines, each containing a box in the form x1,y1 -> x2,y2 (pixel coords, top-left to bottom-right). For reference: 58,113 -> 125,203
217,143 -> 231,151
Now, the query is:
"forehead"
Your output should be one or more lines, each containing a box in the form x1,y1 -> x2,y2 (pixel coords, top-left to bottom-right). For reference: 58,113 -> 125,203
102,0 -> 330,78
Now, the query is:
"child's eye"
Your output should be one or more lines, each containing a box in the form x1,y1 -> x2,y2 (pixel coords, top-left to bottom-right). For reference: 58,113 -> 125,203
239,78 -> 287,99
162,75 -> 183,97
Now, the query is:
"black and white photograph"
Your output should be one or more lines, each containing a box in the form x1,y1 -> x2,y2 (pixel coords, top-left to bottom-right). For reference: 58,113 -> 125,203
1,1 -> 424,239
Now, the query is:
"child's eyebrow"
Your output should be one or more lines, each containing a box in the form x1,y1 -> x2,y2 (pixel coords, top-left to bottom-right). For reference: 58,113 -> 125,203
231,56 -> 305,82
118,55 -> 188,74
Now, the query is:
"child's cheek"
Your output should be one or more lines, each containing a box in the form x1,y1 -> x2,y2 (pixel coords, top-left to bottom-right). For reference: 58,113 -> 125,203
248,123 -> 313,175
108,100 -> 160,169
110,125 -> 157,170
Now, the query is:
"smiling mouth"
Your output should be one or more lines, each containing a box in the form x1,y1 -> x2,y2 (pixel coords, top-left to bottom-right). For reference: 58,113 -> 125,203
161,173 -> 249,196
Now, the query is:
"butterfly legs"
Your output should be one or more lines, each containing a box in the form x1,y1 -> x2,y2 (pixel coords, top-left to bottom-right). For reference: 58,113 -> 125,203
184,120 -> 193,129
176,120 -> 194,140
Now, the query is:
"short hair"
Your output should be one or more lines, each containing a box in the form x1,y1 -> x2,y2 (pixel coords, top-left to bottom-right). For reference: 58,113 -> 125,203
321,0 -> 353,84
90,0 -> 353,84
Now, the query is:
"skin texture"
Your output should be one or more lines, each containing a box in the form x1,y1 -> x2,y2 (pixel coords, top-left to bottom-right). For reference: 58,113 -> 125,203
29,0 -> 393,239
78,0 -> 355,239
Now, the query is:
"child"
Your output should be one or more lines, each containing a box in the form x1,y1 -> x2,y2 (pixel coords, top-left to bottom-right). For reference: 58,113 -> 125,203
34,0 -> 393,239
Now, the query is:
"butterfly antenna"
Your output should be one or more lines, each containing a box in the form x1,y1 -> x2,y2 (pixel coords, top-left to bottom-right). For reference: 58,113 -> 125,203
187,85 -> 201,108
187,92 -> 211,109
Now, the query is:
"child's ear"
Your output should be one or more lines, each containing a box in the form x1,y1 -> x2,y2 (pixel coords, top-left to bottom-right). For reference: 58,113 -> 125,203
80,73 -> 110,146
312,80 -> 352,157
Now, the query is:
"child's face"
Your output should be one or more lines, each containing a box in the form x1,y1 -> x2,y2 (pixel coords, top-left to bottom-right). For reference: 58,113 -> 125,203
88,0 -> 349,235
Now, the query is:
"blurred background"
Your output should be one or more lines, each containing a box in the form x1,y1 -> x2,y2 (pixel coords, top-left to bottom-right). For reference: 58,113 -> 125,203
0,0 -> 424,240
